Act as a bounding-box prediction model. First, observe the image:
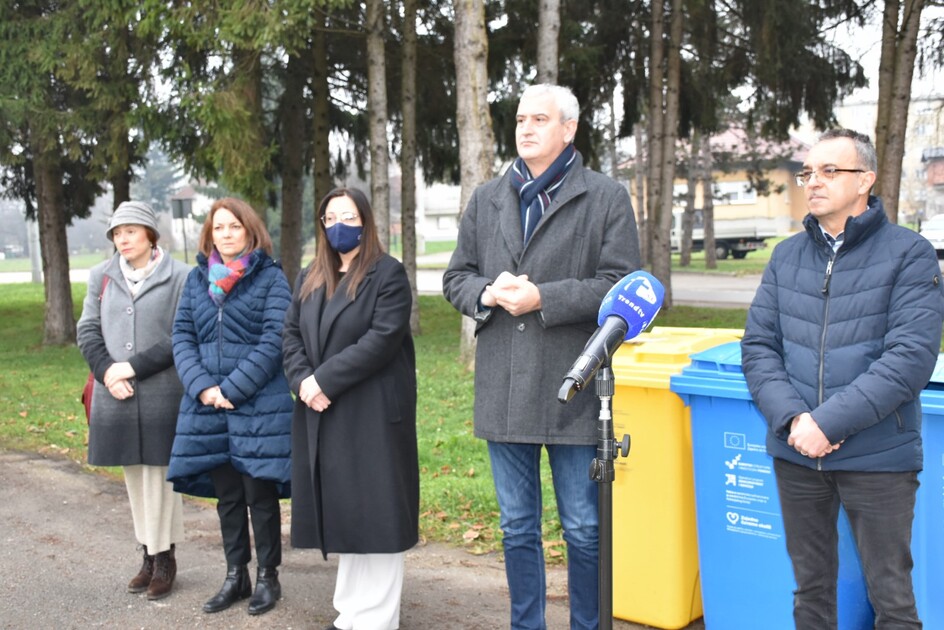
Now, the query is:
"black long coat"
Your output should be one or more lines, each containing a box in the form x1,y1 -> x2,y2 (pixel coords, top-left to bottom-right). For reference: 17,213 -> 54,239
283,254 -> 418,557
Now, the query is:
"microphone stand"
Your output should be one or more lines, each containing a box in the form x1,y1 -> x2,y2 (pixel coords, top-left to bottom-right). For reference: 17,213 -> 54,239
588,357 -> 630,630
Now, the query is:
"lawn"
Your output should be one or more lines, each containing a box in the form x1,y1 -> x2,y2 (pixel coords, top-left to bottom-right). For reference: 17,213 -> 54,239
671,236 -> 784,276
0,282 -> 747,561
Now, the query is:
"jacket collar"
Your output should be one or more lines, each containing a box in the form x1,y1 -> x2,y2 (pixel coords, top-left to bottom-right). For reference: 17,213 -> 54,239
104,250 -> 175,299
803,195 -> 887,252
196,248 -> 271,280
495,152 -> 588,264
317,259 -> 380,351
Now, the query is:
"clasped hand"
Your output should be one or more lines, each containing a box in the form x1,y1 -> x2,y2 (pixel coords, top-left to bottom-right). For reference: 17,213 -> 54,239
788,412 -> 843,458
481,271 -> 542,317
104,362 -> 135,400
299,375 -> 331,412
199,386 -> 235,410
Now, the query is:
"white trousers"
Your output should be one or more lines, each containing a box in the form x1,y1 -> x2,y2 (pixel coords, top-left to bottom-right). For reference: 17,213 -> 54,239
123,465 -> 184,553
332,552 -> 405,630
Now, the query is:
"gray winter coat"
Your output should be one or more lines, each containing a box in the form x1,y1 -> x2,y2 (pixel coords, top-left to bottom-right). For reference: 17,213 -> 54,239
442,153 -> 640,444
77,253 -> 190,466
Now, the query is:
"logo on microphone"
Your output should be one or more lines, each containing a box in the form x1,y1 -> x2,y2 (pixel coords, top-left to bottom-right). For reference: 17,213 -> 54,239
634,278 -> 658,304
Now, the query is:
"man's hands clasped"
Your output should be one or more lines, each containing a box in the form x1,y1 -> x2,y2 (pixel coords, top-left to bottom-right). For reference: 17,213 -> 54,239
482,271 -> 542,317
788,412 -> 843,458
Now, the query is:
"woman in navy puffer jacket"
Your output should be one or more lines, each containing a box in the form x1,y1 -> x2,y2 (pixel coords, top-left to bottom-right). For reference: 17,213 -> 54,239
168,197 -> 292,617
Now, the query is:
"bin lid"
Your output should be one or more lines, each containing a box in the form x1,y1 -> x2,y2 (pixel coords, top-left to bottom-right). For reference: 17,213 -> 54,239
669,340 -> 754,401
611,326 -> 742,389
683,341 -> 744,379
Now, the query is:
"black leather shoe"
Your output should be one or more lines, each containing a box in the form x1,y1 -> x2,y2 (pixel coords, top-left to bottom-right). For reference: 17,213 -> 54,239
203,565 -> 252,613
248,566 -> 281,615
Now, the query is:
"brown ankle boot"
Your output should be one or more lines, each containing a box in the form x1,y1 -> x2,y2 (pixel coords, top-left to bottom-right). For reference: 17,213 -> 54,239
146,544 -> 177,601
127,545 -> 154,593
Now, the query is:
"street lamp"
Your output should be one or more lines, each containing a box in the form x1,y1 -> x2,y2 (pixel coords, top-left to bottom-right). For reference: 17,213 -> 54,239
170,187 -> 195,263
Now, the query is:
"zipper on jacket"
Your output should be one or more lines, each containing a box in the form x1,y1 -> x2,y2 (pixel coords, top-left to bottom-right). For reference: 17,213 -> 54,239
217,306 -> 224,374
816,254 -> 835,472
821,257 -> 834,295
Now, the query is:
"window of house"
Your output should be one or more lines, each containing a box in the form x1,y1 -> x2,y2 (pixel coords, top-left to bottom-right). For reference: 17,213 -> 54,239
713,181 -> 757,205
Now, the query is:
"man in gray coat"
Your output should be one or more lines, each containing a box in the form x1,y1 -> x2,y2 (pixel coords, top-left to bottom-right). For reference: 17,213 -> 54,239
443,83 -> 639,630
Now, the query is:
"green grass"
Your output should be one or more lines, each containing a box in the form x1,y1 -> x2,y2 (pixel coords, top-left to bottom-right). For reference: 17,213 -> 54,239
0,283 -> 748,561
421,240 -> 457,255
671,236 -> 785,276
0,283 -> 89,458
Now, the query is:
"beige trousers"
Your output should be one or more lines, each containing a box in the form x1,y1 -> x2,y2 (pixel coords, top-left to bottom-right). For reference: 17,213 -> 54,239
122,465 -> 184,553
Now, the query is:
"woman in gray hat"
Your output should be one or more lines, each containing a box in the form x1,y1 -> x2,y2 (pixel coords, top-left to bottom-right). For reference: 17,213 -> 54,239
77,200 -> 191,600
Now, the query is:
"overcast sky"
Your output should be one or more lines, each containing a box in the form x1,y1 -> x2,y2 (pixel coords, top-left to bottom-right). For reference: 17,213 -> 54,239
836,6 -> 943,104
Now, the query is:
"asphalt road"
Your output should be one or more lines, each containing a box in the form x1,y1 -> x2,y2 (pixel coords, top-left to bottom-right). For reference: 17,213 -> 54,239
0,262 -> 761,308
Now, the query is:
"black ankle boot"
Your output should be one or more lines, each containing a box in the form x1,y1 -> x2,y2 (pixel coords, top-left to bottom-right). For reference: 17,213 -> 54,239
247,567 -> 281,615
202,565 -> 251,613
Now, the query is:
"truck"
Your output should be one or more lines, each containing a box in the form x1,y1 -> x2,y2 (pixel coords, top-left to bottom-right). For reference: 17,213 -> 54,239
671,209 -> 785,260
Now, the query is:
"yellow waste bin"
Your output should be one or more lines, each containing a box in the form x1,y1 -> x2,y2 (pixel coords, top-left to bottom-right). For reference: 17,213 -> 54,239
610,326 -> 742,629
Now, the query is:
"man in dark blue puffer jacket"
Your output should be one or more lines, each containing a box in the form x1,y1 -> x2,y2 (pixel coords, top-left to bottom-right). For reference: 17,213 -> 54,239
742,128 -> 944,630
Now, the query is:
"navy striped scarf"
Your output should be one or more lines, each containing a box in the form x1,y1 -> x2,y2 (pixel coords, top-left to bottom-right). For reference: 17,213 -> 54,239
511,145 -> 578,244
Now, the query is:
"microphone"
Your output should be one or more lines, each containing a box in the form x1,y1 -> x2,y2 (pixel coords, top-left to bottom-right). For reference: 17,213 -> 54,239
558,271 -> 665,403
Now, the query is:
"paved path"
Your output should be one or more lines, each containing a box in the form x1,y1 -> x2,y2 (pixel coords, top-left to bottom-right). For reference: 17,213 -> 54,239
1,264 -> 761,308
0,450 -> 703,630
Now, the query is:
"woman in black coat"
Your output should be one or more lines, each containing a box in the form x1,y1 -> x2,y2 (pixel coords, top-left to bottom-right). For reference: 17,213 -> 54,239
283,187 -> 418,630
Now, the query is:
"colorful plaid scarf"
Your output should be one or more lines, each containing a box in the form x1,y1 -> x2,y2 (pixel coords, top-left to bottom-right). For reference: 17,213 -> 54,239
208,249 -> 251,306
511,144 -> 577,244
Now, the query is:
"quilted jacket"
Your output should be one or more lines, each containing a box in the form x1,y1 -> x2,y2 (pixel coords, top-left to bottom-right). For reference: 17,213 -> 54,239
167,249 -> 293,498
741,197 -> 944,471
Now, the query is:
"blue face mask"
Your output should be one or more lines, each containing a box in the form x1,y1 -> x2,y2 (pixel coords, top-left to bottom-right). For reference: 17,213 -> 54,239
325,222 -> 363,254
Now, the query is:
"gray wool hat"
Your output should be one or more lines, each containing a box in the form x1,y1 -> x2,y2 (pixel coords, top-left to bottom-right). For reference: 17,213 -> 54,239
106,201 -> 160,241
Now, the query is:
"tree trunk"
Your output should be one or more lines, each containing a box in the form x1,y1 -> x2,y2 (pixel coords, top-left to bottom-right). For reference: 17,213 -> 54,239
680,130 -> 698,267
453,0 -> 495,370
280,52 -> 307,287
110,116 -> 132,209
109,25 -> 132,211
401,0 -> 420,335
536,0 -> 560,84
312,9 -> 333,208
874,0 -> 925,223
634,122 -> 648,265
651,0 -> 682,307
873,0 -> 898,193
232,47 -> 267,216
366,0 -> 390,250
701,134 -> 717,270
646,0 -> 665,280
33,146 -> 76,345
608,95 -> 619,178
111,171 -> 131,210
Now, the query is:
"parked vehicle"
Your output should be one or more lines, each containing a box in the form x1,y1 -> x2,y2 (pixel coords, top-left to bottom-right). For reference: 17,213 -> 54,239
919,214 -> 944,258
671,209 -> 781,260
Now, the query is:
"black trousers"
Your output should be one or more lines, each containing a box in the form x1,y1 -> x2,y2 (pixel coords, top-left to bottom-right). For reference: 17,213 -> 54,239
210,462 -> 282,568
774,459 -> 921,630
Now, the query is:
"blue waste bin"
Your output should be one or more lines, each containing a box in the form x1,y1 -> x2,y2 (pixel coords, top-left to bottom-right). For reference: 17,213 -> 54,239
915,357 -> 944,628
670,342 -> 874,630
